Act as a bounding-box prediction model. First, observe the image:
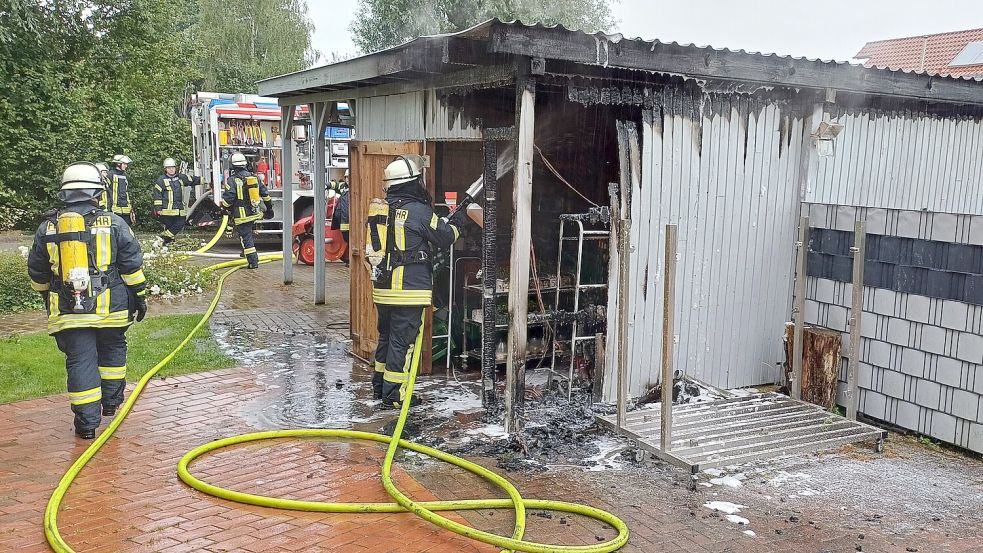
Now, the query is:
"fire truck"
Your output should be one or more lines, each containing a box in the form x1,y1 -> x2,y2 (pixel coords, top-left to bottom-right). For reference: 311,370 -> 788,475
185,92 -> 352,238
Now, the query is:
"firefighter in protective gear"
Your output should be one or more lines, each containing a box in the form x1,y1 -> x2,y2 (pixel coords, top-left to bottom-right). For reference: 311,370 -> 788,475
153,158 -> 200,244
27,163 -> 148,440
221,152 -> 272,269
95,162 -> 110,209
329,170 -> 350,263
107,154 -> 135,226
368,155 -> 462,409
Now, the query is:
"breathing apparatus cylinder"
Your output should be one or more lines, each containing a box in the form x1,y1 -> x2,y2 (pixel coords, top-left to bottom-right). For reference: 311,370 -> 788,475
365,198 -> 389,282
57,212 -> 91,312
246,175 -> 261,207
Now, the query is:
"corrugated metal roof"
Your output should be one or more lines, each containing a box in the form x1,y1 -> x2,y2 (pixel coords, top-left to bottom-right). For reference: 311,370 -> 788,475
259,19 -> 983,103
854,28 -> 983,77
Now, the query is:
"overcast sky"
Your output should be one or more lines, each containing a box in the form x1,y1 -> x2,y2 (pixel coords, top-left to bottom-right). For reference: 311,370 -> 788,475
309,0 -> 983,64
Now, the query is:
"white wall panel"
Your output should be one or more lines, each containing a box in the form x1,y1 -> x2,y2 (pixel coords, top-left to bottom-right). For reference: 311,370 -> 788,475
808,109 -> 983,215
607,90 -> 806,399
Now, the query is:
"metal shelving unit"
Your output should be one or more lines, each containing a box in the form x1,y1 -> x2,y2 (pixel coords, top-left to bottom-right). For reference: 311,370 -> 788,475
550,216 -> 610,398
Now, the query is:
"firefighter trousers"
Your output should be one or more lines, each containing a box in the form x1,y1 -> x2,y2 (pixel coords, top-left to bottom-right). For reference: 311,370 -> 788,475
373,304 -> 426,404
158,215 -> 186,243
235,221 -> 259,266
53,326 -> 128,432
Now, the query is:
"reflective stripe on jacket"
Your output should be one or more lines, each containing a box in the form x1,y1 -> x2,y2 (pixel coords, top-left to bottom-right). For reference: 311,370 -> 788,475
221,168 -> 271,225
153,173 -> 199,216
107,169 -> 131,214
27,203 -> 146,335
370,195 -> 459,306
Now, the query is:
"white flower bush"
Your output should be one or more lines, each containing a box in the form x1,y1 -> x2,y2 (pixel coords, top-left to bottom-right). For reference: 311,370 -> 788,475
140,239 -> 215,299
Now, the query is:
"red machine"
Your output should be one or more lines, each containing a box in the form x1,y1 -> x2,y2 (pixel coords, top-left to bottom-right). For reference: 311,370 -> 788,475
291,195 -> 347,265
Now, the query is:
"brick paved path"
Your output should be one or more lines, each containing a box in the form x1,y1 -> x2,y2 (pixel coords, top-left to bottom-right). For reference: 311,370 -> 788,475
4,257 -> 983,553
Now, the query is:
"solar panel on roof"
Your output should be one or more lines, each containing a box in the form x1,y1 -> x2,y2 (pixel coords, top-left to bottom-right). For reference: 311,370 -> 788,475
949,41 -> 983,67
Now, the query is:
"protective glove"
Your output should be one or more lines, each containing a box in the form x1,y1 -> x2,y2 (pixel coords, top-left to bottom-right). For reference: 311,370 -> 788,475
130,293 -> 148,322
447,207 -> 468,229
263,200 -> 275,220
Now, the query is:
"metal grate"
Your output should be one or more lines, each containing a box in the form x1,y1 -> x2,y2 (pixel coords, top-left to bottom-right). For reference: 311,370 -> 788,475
597,393 -> 887,473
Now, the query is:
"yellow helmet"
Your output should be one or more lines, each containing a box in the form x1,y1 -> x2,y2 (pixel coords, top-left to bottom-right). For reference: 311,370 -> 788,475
383,155 -> 423,189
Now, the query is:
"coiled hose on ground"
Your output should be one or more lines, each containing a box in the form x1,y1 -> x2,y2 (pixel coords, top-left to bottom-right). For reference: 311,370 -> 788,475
43,220 -> 630,553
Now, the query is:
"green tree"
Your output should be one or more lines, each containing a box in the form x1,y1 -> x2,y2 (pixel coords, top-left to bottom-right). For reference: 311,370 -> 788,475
350,0 -> 617,53
195,0 -> 318,92
0,0 -> 194,229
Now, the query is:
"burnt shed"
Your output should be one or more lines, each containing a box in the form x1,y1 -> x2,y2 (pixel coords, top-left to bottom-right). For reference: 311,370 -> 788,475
258,19 -> 983,435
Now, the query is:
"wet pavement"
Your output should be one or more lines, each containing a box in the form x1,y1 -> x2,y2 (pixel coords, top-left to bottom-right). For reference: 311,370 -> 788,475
1,250 -> 983,552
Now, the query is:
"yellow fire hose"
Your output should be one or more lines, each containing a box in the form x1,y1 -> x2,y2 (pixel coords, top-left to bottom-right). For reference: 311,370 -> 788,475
43,221 -> 630,553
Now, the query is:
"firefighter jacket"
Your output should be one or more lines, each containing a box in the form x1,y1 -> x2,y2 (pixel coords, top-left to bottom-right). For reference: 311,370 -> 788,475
221,168 -> 271,225
106,168 -> 132,215
98,177 -> 109,210
153,173 -> 200,216
27,202 -> 147,335
331,190 -> 350,233
369,185 -> 460,306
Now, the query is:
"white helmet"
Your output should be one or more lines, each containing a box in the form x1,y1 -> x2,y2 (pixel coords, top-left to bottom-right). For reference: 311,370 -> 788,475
112,154 -> 132,165
94,162 -> 108,173
163,157 -> 177,169
230,152 -> 248,167
61,162 -> 104,190
383,155 -> 423,189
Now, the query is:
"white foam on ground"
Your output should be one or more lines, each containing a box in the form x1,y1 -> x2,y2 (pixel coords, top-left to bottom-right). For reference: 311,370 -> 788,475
703,468 -> 724,477
584,436 -> 627,472
466,424 -> 509,439
743,530 -> 756,537
726,514 -> 750,525
703,501 -> 745,515
709,474 -> 746,488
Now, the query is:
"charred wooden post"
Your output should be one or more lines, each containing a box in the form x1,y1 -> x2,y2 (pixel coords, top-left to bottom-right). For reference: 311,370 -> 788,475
480,135 -> 500,407
505,65 -> 536,433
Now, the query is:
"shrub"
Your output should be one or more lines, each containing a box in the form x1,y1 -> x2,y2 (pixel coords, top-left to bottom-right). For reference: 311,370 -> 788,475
141,238 -> 215,299
0,250 -> 44,314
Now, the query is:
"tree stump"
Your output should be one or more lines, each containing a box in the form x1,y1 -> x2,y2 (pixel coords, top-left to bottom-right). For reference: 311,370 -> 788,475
784,323 -> 842,409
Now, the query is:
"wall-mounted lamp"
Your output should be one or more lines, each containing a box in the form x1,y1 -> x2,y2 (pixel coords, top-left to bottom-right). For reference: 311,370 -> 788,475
812,121 -> 844,157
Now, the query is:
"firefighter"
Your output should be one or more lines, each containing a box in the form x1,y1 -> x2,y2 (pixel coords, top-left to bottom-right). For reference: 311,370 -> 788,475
153,158 -> 200,244
221,152 -> 273,269
95,162 -> 110,209
27,163 -> 148,440
329,170 -> 350,263
366,156 -> 464,409
107,154 -> 135,226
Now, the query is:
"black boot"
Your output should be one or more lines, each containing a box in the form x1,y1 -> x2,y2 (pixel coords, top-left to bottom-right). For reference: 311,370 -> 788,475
379,395 -> 421,410
103,404 -> 118,417
75,428 -> 96,440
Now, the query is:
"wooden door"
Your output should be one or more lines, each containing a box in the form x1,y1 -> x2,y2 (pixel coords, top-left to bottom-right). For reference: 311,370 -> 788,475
349,141 -> 435,372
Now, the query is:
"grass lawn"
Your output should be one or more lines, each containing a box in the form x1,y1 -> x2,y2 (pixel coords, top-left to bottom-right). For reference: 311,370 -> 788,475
0,313 -> 234,404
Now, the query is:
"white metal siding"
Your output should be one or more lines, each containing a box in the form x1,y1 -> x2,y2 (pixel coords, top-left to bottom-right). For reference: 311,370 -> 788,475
425,89 -> 483,140
606,91 -> 806,399
355,90 -> 484,141
356,92 -> 425,141
807,108 -> 983,215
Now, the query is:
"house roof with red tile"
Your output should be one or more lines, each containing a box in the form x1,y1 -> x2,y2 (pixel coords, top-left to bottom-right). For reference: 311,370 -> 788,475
855,28 -> 983,77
